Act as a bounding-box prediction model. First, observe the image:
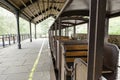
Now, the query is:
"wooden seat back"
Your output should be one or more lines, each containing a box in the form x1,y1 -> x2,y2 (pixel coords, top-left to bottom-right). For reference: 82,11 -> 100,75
60,40 -> 88,80
64,44 -> 88,63
73,58 -> 87,80
103,43 -> 119,80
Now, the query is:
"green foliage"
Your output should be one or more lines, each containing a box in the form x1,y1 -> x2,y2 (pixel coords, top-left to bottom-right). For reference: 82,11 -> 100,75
76,24 -> 87,34
36,17 -> 55,35
1,6 -> 120,36
109,17 -> 120,35
0,7 -> 55,36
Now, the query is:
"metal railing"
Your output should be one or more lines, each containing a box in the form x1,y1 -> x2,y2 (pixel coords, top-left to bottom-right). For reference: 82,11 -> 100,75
0,34 -> 30,48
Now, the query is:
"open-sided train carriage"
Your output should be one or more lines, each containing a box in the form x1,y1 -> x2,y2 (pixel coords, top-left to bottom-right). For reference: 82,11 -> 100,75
0,0 -> 120,80
49,0 -> 120,80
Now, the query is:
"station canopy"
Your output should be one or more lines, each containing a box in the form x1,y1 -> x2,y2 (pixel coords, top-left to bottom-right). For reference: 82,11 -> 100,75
0,0 -> 120,25
0,0 -> 66,24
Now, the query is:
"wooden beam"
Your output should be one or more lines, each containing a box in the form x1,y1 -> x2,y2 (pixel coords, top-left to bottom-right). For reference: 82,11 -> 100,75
36,15 -> 50,24
31,7 -> 52,19
20,0 -> 35,18
53,6 -> 60,11
61,22 -> 75,25
0,0 -> 30,21
61,16 -> 88,22
108,12 -> 120,18
61,10 -> 89,17
0,0 -> 17,12
20,0 -> 38,10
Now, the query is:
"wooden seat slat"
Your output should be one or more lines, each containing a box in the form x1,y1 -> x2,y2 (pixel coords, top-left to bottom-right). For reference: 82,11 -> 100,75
66,58 -> 87,63
65,45 -> 88,51
66,51 -> 87,57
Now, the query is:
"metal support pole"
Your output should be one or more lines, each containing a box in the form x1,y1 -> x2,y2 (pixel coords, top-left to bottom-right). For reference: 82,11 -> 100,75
16,11 -> 21,49
65,28 -> 67,36
87,0 -> 97,79
55,22 -> 57,39
35,24 -> 37,39
58,18 -> 61,80
73,26 -> 76,37
8,35 -> 11,45
88,0 -> 107,80
29,21 -> 32,42
74,20 -> 76,37
104,18 -> 109,42
2,35 -> 5,48
13,34 -> 15,44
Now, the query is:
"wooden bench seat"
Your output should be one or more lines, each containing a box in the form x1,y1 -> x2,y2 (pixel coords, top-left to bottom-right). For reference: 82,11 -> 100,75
64,44 -> 88,63
71,43 -> 119,80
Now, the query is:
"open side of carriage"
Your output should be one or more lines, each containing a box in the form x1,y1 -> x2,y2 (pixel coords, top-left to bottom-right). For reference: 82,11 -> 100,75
49,0 -> 120,80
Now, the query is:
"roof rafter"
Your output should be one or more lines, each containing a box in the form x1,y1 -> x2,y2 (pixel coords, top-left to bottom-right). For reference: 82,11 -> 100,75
31,7 -> 52,19
20,0 -> 38,10
36,15 -> 50,24
0,0 -> 30,21
20,0 -> 35,18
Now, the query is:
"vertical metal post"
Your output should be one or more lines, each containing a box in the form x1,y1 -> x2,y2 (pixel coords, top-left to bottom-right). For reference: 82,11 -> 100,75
16,11 -> 21,49
58,18 -> 62,80
74,20 -> 76,37
2,35 -> 5,48
88,0 -> 107,80
29,21 -> 32,42
35,24 -> 37,39
8,35 -> 11,45
104,18 -> 109,42
55,22 -> 57,39
59,18 -> 61,39
13,34 -> 15,44
65,28 -> 67,36
87,22 -> 89,40
87,0 -> 97,79
94,0 -> 107,79
73,25 -> 76,37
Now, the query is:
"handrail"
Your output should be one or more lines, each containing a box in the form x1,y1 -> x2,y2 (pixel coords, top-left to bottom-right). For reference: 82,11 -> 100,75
0,34 -> 30,48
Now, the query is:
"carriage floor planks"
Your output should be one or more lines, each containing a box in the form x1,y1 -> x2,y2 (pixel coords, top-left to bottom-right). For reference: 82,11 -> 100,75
0,38 -> 55,80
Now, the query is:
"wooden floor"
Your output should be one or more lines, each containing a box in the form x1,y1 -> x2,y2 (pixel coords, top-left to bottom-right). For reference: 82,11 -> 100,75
0,38 -> 56,80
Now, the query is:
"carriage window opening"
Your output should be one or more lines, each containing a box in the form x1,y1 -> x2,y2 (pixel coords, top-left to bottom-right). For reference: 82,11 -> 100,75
109,17 -> 120,35
62,29 -> 65,36
68,27 -> 74,37
76,24 -> 87,34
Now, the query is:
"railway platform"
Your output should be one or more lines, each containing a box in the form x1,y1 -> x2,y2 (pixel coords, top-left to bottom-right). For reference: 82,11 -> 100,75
0,38 -> 55,80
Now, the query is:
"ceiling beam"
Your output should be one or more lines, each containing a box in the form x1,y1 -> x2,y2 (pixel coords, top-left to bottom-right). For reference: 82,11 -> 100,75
31,6 -> 61,20
0,0 -> 17,12
20,0 -> 38,10
20,0 -> 35,18
31,7 -> 52,19
61,22 -> 75,25
36,15 -> 50,24
61,16 -> 89,21
0,0 -> 30,21
53,6 -> 60,11
108,12 -> 120,18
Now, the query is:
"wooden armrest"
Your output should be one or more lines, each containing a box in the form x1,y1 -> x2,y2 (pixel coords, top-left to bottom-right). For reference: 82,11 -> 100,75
102,66 -> 113,74
102,70 -> 112,74
64,64 -> 73,72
